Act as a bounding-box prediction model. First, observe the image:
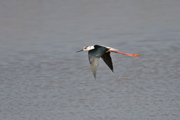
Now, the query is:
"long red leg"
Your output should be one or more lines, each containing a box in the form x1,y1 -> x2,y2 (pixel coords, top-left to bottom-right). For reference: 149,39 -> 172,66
109,50 -> 140,57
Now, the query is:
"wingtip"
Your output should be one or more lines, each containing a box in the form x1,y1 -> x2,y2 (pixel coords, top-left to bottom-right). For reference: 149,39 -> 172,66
93,74 -> 96,79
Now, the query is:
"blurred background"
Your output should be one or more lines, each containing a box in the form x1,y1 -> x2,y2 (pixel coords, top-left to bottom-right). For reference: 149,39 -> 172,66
0,0 -> 180,120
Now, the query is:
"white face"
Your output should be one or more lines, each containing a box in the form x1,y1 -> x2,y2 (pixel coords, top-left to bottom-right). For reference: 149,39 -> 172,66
83,46 -> 95,51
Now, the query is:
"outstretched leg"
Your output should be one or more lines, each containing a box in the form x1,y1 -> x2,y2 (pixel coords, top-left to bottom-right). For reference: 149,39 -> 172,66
109,50 -> 140,57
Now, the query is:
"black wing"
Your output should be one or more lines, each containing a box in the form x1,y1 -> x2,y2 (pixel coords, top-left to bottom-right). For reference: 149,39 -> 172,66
101,52 -> 114,72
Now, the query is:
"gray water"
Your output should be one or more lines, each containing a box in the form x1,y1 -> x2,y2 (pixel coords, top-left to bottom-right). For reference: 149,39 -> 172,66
0,0 -> 180,120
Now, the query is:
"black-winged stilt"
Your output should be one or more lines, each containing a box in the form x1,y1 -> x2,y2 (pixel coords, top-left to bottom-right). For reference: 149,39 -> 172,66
77,45 -> 139,79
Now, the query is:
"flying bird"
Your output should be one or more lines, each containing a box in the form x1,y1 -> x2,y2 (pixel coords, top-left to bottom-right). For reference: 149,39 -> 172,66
76,44 -> 139,78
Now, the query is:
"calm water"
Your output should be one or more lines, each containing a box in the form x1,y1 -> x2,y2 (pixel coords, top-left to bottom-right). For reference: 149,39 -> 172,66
0,0 -> 180,120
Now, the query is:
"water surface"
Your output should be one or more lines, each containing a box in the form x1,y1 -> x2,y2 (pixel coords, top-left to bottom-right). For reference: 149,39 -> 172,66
0,0 -> 180,120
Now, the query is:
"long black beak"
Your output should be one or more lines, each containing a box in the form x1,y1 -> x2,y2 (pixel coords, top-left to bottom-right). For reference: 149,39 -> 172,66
76,49 -> 83,53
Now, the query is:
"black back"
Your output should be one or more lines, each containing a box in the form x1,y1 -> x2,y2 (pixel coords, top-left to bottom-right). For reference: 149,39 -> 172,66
89,45 -> 108,58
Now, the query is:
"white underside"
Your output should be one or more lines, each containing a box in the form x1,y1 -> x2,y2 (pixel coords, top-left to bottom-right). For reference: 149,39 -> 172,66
100,45 -> 118,51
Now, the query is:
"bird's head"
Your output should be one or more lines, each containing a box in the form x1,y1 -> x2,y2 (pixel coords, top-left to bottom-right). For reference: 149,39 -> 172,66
76,45 -> 95,52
